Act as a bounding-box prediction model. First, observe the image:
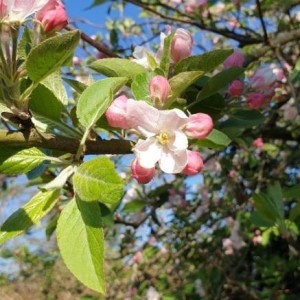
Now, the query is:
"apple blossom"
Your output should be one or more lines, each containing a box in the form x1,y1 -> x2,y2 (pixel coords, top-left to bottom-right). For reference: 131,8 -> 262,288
1,0 -> 48,23
149,75 -> 171,106
223,49 -> 244,69
246,92 -> 267,109
170,28 -> 193,63
182,150 -> 204,175
131,159 -> 155,184
184,113 -> 213,139
249,65 -> 277,91
124,99 -> 189,173
35,0 -> 68,33
105,95 -> 129,129
228,80 -> 244,97
132,46 -> 153,69
253,137 -> 264,149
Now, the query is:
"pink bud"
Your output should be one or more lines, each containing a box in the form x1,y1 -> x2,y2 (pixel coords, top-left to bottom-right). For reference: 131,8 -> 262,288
131,159 -> 155,184
182,151 -> 204,175
105,95 -> 129,129
223,49 -> 244,69
170,28 -> 193,63
0,1 -> 7,19
249,66 -> 277,91
149,75 -> 171,106
246,92 -> 266,109
185,113 -> 213,139
35,0 -> 68,34
228,80 -> 244,97
253,137 -> 264,149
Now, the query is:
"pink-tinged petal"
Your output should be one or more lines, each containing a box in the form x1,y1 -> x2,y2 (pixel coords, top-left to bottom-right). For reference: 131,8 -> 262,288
131,159 -> 155,184
133,138 -> 162,169
168,130 -> 188,151
159,149 -> 188,173
182,150 -> 204,175
156,108 -> 188,131
126,99 -> 160,137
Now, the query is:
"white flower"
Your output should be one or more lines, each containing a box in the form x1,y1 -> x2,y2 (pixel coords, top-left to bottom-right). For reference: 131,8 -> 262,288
132,46 -> 153,69
126,99 -> 189,173
1,0 -> 48,23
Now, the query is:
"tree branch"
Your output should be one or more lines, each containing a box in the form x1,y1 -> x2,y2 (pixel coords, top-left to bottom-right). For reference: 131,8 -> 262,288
0,129 -> 133,155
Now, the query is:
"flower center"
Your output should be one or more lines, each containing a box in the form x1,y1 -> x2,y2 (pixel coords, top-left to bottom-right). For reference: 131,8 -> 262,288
157,131 -> 170,145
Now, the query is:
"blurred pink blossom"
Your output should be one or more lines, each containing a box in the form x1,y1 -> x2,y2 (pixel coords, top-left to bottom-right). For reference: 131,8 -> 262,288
228,80 -> 244,97
253,137 -> 264,149
35,0 -> 67,33
223,49 -> 244,69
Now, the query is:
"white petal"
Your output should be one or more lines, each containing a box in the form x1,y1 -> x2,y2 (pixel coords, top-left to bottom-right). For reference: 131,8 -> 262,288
133,138 -> 162,169
159,149 -> 188,173
126,99 -> 160,137
156,108 -> 188,131
168,130 -> 188,151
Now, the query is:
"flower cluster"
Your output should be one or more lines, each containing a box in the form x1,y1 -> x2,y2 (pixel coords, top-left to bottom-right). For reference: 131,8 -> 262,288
106,96 -> 213,183
132,28 -> 193,69
225,49 -> 283,109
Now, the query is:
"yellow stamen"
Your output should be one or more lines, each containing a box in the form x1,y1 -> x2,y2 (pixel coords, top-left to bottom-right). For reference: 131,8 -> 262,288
157,132 -> 169,145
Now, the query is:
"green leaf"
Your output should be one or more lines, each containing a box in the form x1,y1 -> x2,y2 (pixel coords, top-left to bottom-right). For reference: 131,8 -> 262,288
167,71 -> 203,107
29,84 -> 63,121
196,129 -> 231,149
250,211 -> 275,227
41,72 -> 68,105
252,191 -> 284,225
26,30 -> 80,82
196,67 -> 244,101
188,93 -> 225,120
0,189 -> 60,244
283,185 -> 300,199
174,49 -> 233,74
159,32 -> 173,75
0,147 -> 47,175
131,72 -> 154,102
89,58 -> 147,82
57,198 -> 105,294
76,77 -> 128,129
63,77 -> 87,94
123,200 -> 145,213
219,109 -> 265,139
73,157 -> 124,207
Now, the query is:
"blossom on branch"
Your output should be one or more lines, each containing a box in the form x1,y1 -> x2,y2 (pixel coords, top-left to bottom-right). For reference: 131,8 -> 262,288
0,0 -> 48,23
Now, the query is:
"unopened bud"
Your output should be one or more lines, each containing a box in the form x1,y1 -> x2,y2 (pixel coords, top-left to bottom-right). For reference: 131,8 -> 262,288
185,113 -> 213,139
149,75 -> 171,106
131,159 -> 155,184
223,49 -> 244,69
170,28 -> 193,63
105,95 -> 129,129
182,150 -> 204,175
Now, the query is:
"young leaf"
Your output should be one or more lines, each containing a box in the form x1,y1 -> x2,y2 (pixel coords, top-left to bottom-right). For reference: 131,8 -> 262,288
89,58 -> 147,81
73,157 -> 124,207
26,30 -> 80,82
76,77 -> 128,129
29,83 -> 63,121
41,72 -> 69,105
196,129 -> 231,149
131,72 -> 154,102
196,67 -> 244,101
0,147 -> 47,175
174,49 -> 233,74
166,71 -> 203,107
0,189 -> 60,244
57,198 -> 105,294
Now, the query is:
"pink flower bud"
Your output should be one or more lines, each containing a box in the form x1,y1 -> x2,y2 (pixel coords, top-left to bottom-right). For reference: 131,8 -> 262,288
228,80 -> 244,97
149,75 -> 171,106
223,49 -> 244,69
170,28 -> 193,63
249,66 -> 277,91
182,151 -> 204,175
246,92 -> 267,109
131,159 -> 155,184
35,0 -> 68,34
185,113 -> 213,139
105,95 -> 129,129
253,137 -> 264,149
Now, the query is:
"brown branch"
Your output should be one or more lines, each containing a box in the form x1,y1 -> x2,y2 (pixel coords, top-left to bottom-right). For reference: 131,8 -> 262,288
245,28 -> 300,64
255,0 -> 269,44
0,129 -> 133,155
124,0 -> 262,46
